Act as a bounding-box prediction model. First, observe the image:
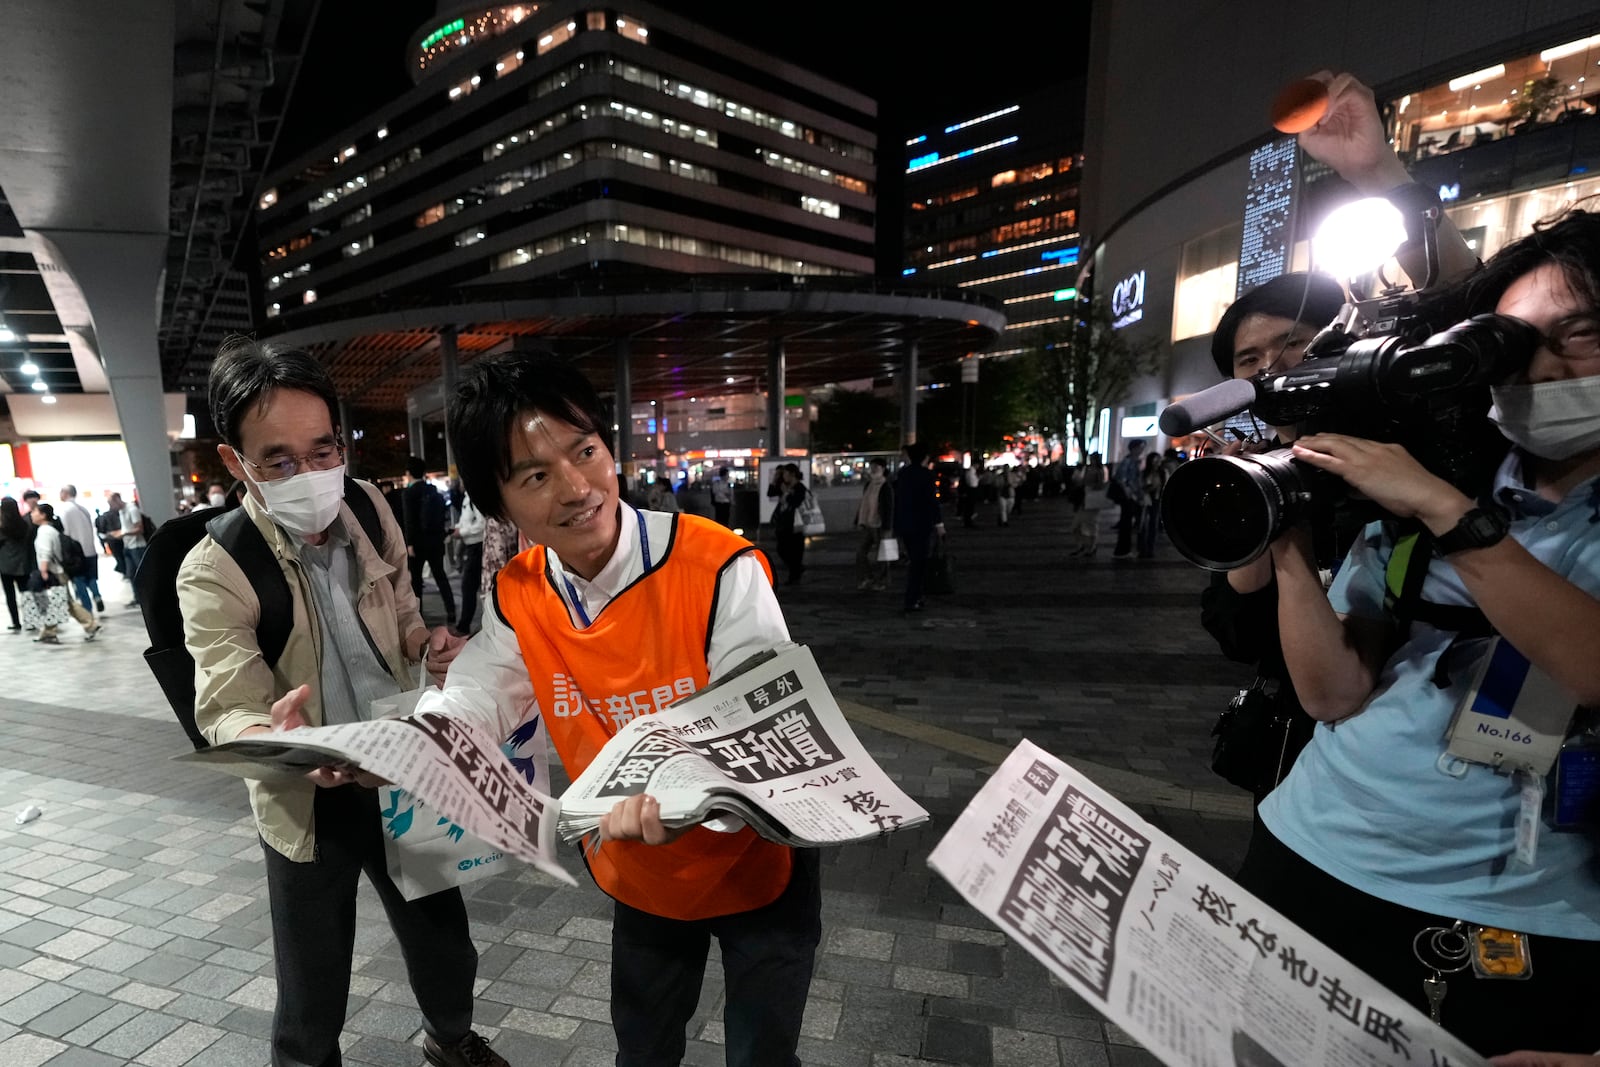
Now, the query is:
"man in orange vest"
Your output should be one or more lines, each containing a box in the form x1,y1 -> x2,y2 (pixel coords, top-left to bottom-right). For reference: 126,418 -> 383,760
414,351 -> 820,1067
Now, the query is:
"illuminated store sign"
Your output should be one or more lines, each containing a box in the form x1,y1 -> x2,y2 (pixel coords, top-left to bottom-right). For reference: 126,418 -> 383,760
420,18 -> 466,50
1111,270 -> 1146,329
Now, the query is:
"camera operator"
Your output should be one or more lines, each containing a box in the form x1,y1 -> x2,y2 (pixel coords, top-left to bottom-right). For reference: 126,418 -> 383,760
1200,271 -> 1351,801
1235,208 -> 1600,1056
1201,71 -> 1478,804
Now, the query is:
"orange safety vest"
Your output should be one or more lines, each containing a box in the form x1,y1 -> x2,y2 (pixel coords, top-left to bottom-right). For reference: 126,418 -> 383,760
496,512 -> 793,921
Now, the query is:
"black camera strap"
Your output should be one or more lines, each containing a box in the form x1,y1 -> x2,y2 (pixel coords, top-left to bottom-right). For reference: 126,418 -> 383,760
1384,527 -> 1496,687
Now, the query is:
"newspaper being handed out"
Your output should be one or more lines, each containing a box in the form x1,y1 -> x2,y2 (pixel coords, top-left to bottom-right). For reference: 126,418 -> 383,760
178,713 -> 575,887
928,740 -> 1489,1067
558,642 -> 929,846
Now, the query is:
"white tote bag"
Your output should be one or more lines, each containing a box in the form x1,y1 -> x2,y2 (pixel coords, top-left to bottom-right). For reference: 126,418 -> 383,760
797,491 -> 827,535
876,535 -> 900,563
371,669 -> 549,900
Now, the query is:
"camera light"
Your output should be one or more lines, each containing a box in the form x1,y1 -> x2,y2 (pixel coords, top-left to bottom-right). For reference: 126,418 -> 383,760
1313,197 -> 1408,282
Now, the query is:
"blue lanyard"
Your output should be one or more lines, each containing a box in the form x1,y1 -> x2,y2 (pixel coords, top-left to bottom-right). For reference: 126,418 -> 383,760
561,509 -> 650,628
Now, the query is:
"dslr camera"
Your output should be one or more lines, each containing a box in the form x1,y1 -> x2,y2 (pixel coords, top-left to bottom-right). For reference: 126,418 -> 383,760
1159,260 -> 1536,571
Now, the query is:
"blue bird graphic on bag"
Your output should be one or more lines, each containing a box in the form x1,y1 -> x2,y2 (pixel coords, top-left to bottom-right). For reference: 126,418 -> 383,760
381,790 -> 415,840
504,717 -> 544,785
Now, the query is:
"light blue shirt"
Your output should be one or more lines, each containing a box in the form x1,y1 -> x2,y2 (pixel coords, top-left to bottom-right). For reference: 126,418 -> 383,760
1261,451 -> 1600,939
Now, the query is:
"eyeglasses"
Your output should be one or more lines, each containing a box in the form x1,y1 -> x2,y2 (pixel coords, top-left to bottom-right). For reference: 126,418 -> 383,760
1533,314 -> 1600,360
239,442 -> 345,482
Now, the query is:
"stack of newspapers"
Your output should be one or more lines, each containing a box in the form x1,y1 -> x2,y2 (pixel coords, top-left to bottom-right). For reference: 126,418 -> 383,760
178,643 -> 925,861
556,643 -> 927,845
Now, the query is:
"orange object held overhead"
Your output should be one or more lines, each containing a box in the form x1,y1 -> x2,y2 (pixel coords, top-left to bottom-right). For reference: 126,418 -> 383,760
1271,78 -> 1330,134
497,512 -> 792,921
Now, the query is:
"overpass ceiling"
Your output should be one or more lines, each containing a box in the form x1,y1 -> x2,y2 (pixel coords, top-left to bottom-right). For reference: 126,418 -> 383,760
0,0 -> 315,409
266,282 -> 1005,410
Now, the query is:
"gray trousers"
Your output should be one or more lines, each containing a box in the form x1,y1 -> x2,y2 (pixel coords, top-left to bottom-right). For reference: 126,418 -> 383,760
261,784 -> 477,1067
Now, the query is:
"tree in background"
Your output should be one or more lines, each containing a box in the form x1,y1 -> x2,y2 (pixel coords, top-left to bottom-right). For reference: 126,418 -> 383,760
916,355 -> 1038,456
811,386 -> 900,453
1026,298 -> 1161,461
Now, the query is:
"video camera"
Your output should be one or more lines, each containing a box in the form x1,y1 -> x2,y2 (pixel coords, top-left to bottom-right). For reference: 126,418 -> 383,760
1157,210 -> 1537,571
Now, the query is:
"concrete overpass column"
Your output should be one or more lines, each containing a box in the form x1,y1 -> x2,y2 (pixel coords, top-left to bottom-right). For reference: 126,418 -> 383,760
338,400 -> 357,478
900,339 -> 920,447
37,231 -> 174,522
766,338 -> 786,461
440,326 -> 459,476
612,339 -> 633,488
409,416 -> 426,463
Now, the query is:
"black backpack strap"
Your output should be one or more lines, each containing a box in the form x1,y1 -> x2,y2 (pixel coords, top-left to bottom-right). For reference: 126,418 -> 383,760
343,476 -> 387,557
206,508 -> 294,670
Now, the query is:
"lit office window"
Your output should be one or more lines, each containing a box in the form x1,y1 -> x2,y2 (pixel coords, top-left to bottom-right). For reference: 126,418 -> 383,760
1173,224 -> 1241,342
615,16 -> 648,43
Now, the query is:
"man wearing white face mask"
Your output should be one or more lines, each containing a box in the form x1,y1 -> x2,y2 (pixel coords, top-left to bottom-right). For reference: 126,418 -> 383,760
176,337 -> 505,1067
1234,210 -> 1600,1057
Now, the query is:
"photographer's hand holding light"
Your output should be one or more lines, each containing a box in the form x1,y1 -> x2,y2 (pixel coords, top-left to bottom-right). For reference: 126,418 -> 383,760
1296,70 -> 1477,284
1297,71 -> 1410,195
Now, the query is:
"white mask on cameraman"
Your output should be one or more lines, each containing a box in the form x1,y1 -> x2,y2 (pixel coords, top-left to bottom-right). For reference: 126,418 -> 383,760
249,465 -> 346,538
207,491 -> 227,508
1489,376 -> 1600,460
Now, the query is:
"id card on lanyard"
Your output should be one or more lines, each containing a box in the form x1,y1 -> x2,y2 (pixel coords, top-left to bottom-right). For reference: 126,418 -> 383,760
1445,637 -> 1576,778
561,509 -> 651,629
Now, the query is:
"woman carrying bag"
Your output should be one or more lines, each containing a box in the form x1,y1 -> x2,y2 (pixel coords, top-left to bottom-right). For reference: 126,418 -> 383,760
24,503 -> 99,644
855,458 -> 894,591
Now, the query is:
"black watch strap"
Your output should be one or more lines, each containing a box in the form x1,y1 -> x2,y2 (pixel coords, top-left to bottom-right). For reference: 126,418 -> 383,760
1434,505 -> 1510,555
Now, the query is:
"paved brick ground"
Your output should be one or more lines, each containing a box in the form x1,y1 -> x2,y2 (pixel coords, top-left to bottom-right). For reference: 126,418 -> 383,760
0,493 -> 1258,1065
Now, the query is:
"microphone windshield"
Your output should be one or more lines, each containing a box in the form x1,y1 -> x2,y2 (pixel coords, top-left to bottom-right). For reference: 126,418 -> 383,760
1159,379 -> 1259,437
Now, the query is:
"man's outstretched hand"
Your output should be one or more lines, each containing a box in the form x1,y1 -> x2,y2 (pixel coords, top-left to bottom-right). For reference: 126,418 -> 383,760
266,684 -> 386,788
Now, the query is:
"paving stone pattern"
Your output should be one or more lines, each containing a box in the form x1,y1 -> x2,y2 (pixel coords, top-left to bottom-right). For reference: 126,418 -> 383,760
0,494 -> 1257,1065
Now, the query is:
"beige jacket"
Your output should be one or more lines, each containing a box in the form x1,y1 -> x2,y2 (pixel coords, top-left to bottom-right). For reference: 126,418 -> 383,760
177,480 -> 424,861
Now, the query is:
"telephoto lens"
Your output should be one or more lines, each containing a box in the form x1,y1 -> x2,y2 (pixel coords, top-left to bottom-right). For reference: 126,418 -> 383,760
1159,449 -> 1311,570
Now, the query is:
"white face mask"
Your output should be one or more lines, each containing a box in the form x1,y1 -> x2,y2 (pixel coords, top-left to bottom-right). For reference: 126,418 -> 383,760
207,492 -> 227,508
1489,376 -> 1600,461
249,465 -> 346,538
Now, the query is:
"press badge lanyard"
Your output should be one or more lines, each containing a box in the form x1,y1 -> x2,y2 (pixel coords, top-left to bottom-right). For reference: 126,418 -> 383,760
561,509 -> 650,628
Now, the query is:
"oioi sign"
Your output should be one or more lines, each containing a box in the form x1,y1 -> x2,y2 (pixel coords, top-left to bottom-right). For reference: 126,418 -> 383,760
1110,270 -> 1145,329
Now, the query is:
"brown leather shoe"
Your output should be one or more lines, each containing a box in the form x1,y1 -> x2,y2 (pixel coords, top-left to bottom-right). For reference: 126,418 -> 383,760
423,1031 -> 508,1067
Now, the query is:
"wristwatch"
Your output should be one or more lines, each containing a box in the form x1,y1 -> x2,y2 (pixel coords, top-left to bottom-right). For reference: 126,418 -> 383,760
1434,504 -> 1510,555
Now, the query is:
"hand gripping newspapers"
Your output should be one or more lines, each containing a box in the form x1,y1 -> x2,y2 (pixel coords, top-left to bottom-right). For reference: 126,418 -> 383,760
928,740 -> 1490,1067
557,642 -> 928,844
178,643 -> 926,867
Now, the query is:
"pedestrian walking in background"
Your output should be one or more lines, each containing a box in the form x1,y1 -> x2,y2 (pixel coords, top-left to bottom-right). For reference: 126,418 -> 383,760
768,463 -> 807,585
107,492 -> 148,604
478,513 -> 523,606
996,465 -> 1015,526
710,465 -> 733,527
1111,440 -> 1147,558
24,503 -> 99,643
1069,453 -> 1109,558
57,485 -> 104,614
1137,451 -> 1166,559
403,456 -> 458,628
1,496 -> 33,632
644,477 -> 681,513
454,493 -> 486,636
854,457 -> 894,592
893,442 -> 944,613
957,465 -> 979,528
94,504 -> 125,575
